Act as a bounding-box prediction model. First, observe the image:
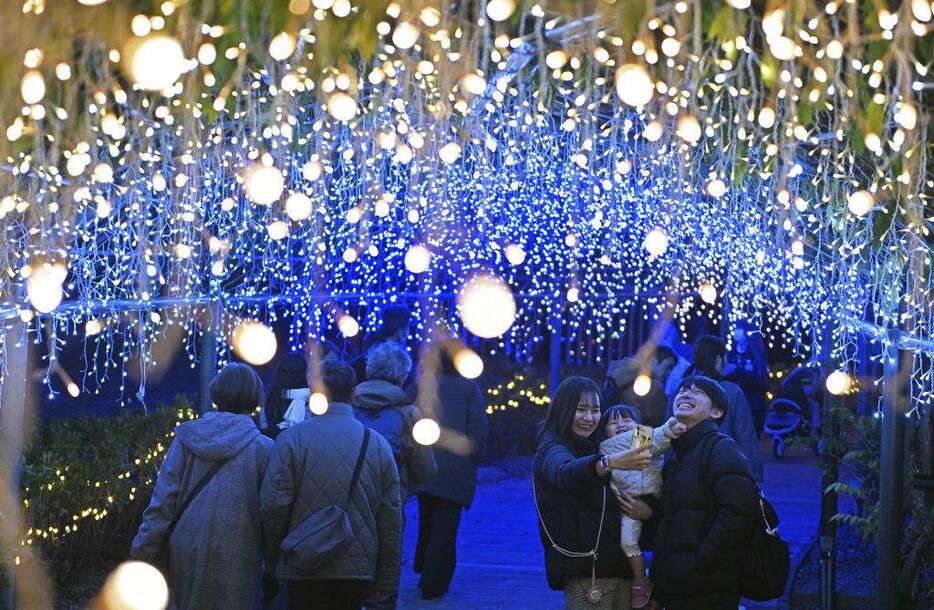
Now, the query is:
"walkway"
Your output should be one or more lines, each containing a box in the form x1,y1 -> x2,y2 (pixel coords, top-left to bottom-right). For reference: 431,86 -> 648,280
397,440 -> 821,609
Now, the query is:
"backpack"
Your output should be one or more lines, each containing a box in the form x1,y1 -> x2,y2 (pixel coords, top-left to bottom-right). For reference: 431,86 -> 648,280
698,434 -> 790,601
354,405 -> 412,468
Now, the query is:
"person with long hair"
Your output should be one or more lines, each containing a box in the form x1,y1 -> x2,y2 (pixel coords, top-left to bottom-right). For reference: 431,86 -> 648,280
533,376 -> 656,609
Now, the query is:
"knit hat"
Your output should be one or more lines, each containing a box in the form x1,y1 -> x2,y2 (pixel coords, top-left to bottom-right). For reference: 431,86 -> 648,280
677,375 -> 728,423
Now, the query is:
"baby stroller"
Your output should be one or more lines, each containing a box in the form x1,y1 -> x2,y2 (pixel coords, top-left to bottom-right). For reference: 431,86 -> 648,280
763,366 -> 819,458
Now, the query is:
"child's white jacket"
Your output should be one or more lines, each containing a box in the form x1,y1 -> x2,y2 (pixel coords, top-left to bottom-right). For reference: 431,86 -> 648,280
598,419 -> 676,498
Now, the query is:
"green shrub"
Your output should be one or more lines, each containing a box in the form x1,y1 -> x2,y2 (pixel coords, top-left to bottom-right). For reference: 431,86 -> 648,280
17,396 -> 197,590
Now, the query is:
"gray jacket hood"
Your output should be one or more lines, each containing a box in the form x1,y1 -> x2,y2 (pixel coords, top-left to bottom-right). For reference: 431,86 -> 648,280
175,411 -> 261,461
354,380 -> 410,411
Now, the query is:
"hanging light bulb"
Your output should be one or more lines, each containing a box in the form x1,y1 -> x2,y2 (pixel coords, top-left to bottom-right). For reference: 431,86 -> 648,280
486,0 -> 516,22
825,371 -> 851,395
438,142 -> 462,164
309,392 -> 329,415
327,92 -> 357,122
243,165 -> 284,205
96,561 -> 169,610
643,228 -> 669,257
124,35 -> 185,91
420,7 -> 441,27
847,190 -> 874,217
86,319 -> 104,336
676,115 -> 702,143
453,348 -> 484,379
268,32 -> 296,61
457,273 -> 517,338
20,71 -> 46,105
758,106 -> 776,129
699,282 -> 718,304
404,245 -> 431,274
460,73 -> 487,96
412,418 -> 441,445
643,120 -> 664,142
231,321 -> 277,366
392,21 -> 419,49
546,50 -> 569,70
285,193 -> 313,221
633,374 -> 652,397
26,261 -> 67,313
337,314 -> 360,338
266,221 -> 289,241
504,244 -> 526,265
615,64 -> 654,107
894,103 -> 917,130
726,0 -> 751,8
705,178 -> 727,198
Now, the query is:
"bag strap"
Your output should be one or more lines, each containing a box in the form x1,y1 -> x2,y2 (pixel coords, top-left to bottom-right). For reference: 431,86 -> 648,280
346,428 -> 371,506
165,456 -> 231,541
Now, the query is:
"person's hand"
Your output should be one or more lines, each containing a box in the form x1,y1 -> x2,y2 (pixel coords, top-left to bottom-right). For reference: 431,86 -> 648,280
609,445 -> 651,470
666,417 -> 688,439
614,490 -> 654,520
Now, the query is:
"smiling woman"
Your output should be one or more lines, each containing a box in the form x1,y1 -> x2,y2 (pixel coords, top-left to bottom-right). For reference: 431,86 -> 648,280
532,376 -> 655,610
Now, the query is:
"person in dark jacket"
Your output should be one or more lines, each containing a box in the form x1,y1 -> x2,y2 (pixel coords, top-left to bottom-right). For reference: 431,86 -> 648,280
533,376 -> 655,609
651,376 -> 759,610
670,336 -> 764,482
724,323 -> 770,437
349,303 -> 411,383
353,341 -> 437,500
260,359 -> 403,610
605,345 -> 677,428
132,363 -> 274,610
409,344 -> 489,599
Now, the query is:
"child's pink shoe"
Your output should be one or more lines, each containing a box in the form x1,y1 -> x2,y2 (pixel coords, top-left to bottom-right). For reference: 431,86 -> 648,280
630,576 -> 653,608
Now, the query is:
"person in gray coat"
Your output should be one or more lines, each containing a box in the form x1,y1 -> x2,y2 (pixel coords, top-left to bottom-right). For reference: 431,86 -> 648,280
409,344 -> 489,599
132,363 -> 274,610
260,359 -> 403,610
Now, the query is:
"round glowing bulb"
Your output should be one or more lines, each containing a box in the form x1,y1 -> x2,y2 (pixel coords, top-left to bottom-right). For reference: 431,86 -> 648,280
894,104 -> 917,130
615,64 -> 654,108
439,142 -> 462,164
231,321 -> 277,366
309,392 -> 329,415
67,382 -> 80,398
197,43 -> 217,65
504,244 -> 526,265
825,371 -> 851,395
847,190 -> 874,217
98,561 -> 169,610
66,156 -> 87,177
453,349 -> 484,379
337,314 -> 360,337
26,262 -> 66,313
303,159 -> 323,181
460,73 -> 487,96
342,247 -> 358,263
267,221 -> 289,241
457,273 -> 517,338
346,207 -> 362,224
412,418 -> 441,446
643,228 -> 669,257
676,115 -> 702,144
244,165 -> 284,205
125,35 -> 185,90
826,40 -> 843,59
21,71 -> 46,105
699,283 -> 718,304
546,50 -> 569,70
86,319 -> 103,336
327,92 -> 357,122
131,14 -> 152,37
643,121 -> 663,142
269,32 -> 297,61
486,0 -> 516,22
567,287 -> 580,303
758,107 -> 776,129
727,0 -> 751,8
420,7 -> 441,27
768,36 -> 795,61
285,193 -> 313,221
705,179 -> 727,198
404,245 -> 432,274
392,21 -> 419,50
633,374 -> 652,397
661,38 -> 681,57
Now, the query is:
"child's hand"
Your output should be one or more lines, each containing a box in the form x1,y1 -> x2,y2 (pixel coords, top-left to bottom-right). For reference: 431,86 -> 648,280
665,417 -> 688,438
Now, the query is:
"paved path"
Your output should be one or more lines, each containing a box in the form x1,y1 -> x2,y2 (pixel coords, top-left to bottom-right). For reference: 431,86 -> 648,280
397,440 -> 821,609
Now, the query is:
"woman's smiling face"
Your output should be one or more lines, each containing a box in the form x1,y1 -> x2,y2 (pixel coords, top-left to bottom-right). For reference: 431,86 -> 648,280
571,391 -> 602,439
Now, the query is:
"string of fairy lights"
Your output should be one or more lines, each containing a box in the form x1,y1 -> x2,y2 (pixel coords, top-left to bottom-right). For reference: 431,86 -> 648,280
0,1 -> 931,417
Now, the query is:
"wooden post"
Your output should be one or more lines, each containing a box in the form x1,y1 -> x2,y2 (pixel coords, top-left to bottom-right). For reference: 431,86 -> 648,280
198,302 -> 218,414
0,321 -> 29,609
877,332 -> 905,610
548,304 -> 563,397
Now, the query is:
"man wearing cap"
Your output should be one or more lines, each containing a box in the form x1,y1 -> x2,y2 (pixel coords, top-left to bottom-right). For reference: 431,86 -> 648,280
649,376 -> 759,610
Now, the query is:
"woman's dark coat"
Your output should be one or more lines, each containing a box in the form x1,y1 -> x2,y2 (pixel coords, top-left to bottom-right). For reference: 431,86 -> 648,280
651,419 -> 759,604
533,431 -> 640,590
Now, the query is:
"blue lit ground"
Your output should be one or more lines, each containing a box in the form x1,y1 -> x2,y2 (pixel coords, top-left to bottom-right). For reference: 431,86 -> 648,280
395,441 -> 820,609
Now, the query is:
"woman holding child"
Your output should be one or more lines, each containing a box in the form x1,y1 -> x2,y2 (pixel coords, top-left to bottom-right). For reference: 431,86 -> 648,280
533,377 -> 669,610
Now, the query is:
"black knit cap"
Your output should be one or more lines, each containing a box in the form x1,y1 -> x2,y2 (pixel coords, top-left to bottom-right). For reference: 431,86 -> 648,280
677,375 -> 728,423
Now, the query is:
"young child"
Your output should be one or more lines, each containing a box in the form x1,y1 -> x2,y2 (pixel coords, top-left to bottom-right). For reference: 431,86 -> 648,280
599,404 -> 687,608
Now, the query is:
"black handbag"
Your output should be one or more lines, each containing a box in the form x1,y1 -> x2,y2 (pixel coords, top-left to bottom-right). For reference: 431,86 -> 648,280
278,428 -> 370,573
154,456 -> 231,576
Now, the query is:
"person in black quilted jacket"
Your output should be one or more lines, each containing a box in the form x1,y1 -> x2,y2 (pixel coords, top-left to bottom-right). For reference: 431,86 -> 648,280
649,376 -> 759,610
